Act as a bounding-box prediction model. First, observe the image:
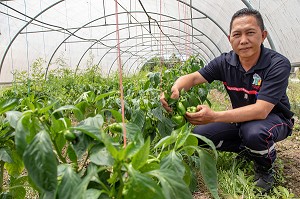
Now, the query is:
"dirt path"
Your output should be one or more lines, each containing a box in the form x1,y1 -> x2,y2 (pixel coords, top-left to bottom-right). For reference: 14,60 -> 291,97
277,129 -> 300,197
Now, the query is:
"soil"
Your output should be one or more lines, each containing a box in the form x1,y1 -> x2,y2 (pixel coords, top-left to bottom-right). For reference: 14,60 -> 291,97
276,128 -> 300,197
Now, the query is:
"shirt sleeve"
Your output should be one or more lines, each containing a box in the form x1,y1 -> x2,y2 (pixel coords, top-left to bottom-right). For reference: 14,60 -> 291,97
257,55 -> 291,105
198,54 -> 225,83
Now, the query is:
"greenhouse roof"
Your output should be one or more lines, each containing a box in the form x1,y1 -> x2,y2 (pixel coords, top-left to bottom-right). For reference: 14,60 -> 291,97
1,0 -> 300,83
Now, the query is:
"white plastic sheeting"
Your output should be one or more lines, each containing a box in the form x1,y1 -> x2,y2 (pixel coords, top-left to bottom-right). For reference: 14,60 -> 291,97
0,0 -> 299,83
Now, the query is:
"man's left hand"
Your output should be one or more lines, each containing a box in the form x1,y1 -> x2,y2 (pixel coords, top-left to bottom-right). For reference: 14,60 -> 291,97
185,105 -> 216,125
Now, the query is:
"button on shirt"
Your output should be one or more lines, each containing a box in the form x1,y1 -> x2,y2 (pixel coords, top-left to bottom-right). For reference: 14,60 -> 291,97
199,45 -> 291,116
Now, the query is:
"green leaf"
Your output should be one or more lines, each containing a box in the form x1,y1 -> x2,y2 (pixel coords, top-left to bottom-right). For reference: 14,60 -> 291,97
0,98 -> 19,115
132,138 -> 150,170
193,147 -> 219,199
190,61 -> 201,72
125,165 -> 164,199
188,167 -> 198,192
71,130 -> 92,159
95,91 -> 116,101
118,141 -> 142,161
147,72 -> 160,88
147,169 -> 193,199
154,133 -> 176,149
0,147 -> 13,163
96,97 -> 106,111
198,87 -> 209,103
90,144 -> 114,166
157,117 -> 174,137
70,114 -> 104,141
0,192 -> 13,198
4,149 -> 24,177
5,111 -> 22,129
57,165 -> 81,199
23,131 -> 57,198
54,131 -> 67,154
79,114 -> 104,129
152,107 -> 163,122
52,105 -> 84,121
182,161 -> 192,189
51,117 -> 71,132
71,164 -> 99,199
51,117 -> 69,151
74,91 -> 95,104
187,92 -> 200,107
38,100 -> 57,114
160,150 -> 185,178
139,161 -> 160,173
174,123 -> 190,150
103,109 -> 122,123
9,176 -> 27,199
130,109 -> 145,130
15,113 -> 41,156
71,125 -> 101,141
85,189 -> 104,199
192,133 -> 218,159
67,144 -> 77,163
75,101 -> 89,116
183,135 -> 198,156
125,122 -> 142,142
100,132 -> 119,159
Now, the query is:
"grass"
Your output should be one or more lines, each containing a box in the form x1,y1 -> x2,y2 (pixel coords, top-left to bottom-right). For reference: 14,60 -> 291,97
288,79 -> 300,118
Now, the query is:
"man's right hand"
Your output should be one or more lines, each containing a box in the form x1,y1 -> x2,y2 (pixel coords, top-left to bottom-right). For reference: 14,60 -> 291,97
160,86 -> 180,112
160,92 -> 172,112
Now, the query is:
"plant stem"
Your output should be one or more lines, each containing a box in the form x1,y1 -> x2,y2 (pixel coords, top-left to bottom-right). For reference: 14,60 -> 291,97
53,141 -> 67,163
116,170 -> 125,199
0,161 -> 4,193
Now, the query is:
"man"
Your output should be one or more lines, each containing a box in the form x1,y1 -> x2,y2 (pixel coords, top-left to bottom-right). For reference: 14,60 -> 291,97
160,8 -> 294,193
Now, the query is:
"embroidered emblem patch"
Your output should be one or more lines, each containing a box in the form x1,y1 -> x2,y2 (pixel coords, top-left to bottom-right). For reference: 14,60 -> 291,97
252,73 -> 262,90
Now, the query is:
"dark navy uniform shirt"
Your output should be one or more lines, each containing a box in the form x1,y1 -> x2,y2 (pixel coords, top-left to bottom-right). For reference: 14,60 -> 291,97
199,45 -> 292,118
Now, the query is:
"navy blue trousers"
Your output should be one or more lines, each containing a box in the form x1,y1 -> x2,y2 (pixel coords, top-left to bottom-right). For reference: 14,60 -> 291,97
193,113 -> 294,168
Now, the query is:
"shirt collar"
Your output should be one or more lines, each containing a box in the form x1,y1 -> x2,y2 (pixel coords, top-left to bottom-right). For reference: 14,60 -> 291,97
226,50 -> 239,67
253,44 -> 272,70
226,44 -> 272,70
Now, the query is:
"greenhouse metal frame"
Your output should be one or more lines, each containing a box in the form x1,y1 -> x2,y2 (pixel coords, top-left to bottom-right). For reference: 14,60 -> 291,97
0,0 -> 299,83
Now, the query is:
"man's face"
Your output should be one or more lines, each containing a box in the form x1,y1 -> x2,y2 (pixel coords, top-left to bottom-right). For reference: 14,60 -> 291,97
229,16 -> 267,60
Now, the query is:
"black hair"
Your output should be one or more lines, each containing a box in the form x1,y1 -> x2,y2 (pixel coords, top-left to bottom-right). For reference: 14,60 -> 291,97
229,8 -> 265,33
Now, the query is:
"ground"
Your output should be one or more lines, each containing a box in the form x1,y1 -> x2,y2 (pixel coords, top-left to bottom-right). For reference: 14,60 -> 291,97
276,129 -> 300,197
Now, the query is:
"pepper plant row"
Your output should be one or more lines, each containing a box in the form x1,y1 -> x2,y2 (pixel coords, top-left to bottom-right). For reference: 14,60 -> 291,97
0,55 -> 220,199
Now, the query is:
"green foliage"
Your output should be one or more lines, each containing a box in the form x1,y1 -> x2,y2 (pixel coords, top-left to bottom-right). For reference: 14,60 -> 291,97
1,54 -> 298,199
141,53 -> 182,72
0,55 -> 221,199
215,152 -> 296,199
288,79 -> 300,117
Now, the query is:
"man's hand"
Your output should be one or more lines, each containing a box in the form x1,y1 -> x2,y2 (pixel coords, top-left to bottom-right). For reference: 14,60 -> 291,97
185,105 -> 216,125
160,92 -> 172,112
160,86 -> 180,112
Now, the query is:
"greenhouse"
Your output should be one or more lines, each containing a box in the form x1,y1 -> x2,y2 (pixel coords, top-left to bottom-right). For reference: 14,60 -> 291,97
0,0 -> 300,198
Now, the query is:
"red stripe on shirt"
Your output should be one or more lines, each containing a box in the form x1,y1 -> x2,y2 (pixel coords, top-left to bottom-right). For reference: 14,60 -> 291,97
223,82 -> 258,95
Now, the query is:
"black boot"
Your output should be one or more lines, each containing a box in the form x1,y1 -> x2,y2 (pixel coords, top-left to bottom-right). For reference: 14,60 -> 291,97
235,149 -> 252,163
254,163 -> 274,194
